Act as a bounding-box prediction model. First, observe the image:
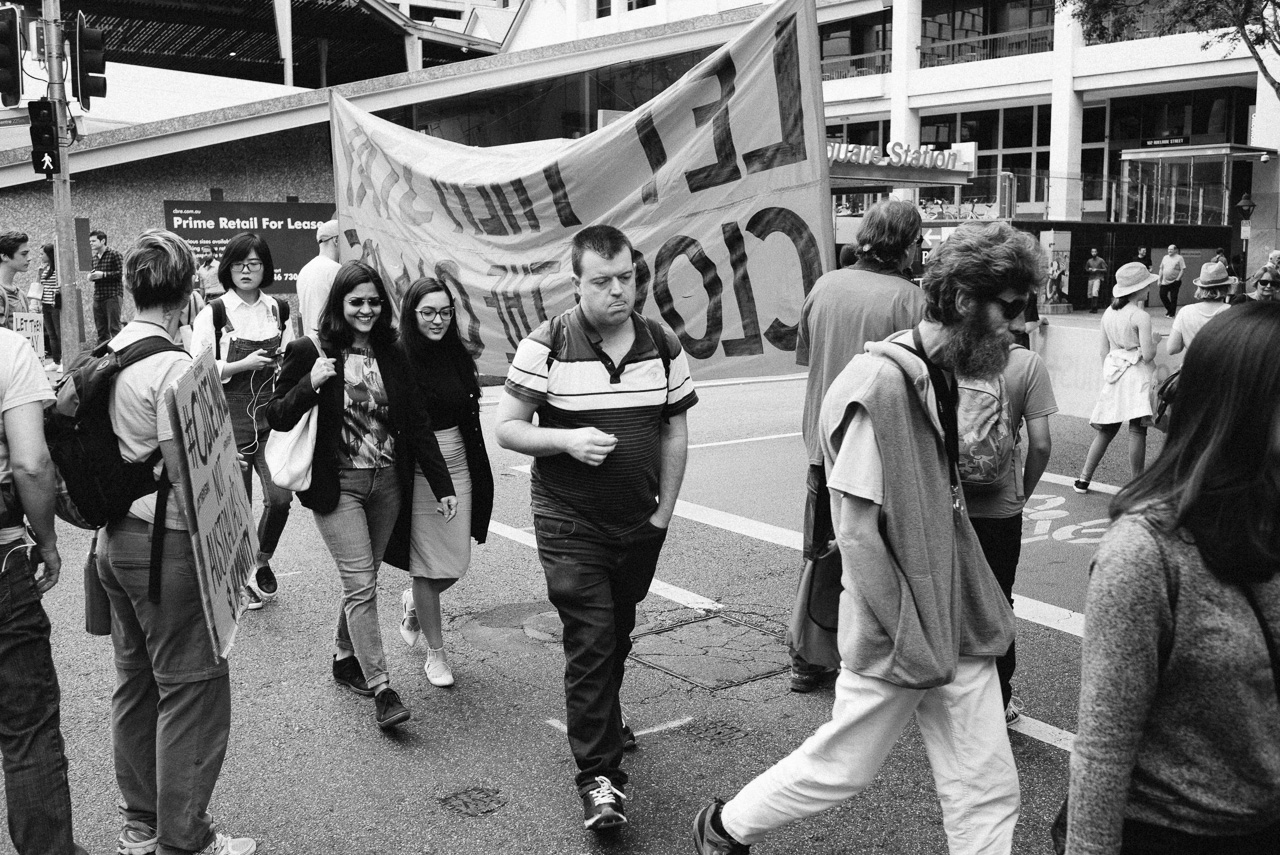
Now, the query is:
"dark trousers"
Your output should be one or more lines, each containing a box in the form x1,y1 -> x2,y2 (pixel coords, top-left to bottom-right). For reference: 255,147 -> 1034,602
41,303 -> 60,364
93,296 -> 121,346
98,519 -> 231,855
968,515 -> 1022,707
789,463 -> 833,673
534,515 -> 667,795
1159,281 -> 1181,316
239,435 -> 292,557
0,540 -> 79,855
1121,817 -> 1280,855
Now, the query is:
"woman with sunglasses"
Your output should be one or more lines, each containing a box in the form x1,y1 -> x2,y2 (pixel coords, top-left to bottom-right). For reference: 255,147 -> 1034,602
386,278 -> 493,687
1067,302 -> 1280,855
190,232 -> 293,609
1074,262 -> 1161,494
267,261 -> 452,730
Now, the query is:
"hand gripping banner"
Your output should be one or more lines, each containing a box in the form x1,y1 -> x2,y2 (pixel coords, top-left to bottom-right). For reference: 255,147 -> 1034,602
330,0 -> 833,380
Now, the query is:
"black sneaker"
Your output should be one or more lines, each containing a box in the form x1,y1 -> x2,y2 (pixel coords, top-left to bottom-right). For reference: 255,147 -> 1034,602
332,655 -> 374,697
582,776 -> 627,832
789,666 -> 837,693
1073,479 -> 1090,494
243,587 -> 263,611
374,688 -> 411,730
254,564 -> 278,601
622,723 -> 637,752
693,799 -> 750,853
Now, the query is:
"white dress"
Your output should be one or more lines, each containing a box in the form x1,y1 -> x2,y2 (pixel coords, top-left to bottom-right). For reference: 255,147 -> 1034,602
1090,303 -> 1154,426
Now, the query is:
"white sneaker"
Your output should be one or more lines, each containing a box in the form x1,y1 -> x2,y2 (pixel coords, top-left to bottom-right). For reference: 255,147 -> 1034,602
399,589 -> 420,647
425,645 -> 454,687
197,833 -> 256,855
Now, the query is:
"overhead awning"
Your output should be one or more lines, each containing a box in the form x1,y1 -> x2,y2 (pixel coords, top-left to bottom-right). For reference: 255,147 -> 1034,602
1120,143 -> 1278,162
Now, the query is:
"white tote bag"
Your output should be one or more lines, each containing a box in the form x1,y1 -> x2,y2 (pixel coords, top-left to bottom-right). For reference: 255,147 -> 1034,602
265,335 -> 322,491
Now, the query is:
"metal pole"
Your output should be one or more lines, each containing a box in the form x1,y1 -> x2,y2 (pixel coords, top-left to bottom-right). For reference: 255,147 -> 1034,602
42,0 -> 84,359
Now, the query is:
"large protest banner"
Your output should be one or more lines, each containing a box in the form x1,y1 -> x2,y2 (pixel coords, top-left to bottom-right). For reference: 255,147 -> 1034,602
13,312 -> 43,358
165,349 -> 257,659
164,201 -> 336,294
330,0 -> 832,380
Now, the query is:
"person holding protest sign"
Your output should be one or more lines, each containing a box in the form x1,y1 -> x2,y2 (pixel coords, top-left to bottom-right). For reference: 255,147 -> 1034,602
190,232 -> 294,610
268,261 -> 451,730
98,229 -> 255,855
386,277 -> 493,688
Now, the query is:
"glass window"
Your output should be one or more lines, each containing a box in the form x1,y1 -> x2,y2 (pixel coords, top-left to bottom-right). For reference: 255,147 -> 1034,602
1036,105 -> 1052,147
961,109 -> 999,149
1003,152 -> 1033,202
1081,148 -> 1105,201
921,0 -> 954,43
1083,106 -> 1106,144
1030,0 -> 1054,28
820,20 -> 852,58
953,0 -> 986,39
1035,150 -> 1050,201
827,124 -> 846,143
596,0 -> 611,18
921,114 -> 957,145
963,155 -> 1000,201
627,0 -> 655,8
1111,97 -> 1141,141
996,0 -> 1028,33
1003,106 -> 1034,148
848,121 -> 880,147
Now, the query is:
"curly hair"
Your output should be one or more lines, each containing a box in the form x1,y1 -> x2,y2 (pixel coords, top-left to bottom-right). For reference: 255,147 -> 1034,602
921,222 -> 1045,325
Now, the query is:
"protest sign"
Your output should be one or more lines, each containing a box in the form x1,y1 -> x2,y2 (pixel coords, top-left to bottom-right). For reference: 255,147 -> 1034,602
13,312 -> 43,358
330,0 -> 832,380
165,349 -> 257,659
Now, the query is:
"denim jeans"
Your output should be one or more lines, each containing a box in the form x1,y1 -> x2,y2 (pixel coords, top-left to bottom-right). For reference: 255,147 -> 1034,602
534,514 -> 667,795
93,296 -> 122,346
98,519 -> 231,855
240,435 -> 292,557
789,463 -> 833,673
969,514 -> 1022,707
313,466 -> 402,692
41,303 -> 61,364
0,539 -> 79,855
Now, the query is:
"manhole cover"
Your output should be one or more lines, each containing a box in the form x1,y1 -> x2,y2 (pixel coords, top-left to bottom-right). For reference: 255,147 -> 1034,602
683,718 -> 749,744
628,615 -> 790,690
440,786 -> 506,817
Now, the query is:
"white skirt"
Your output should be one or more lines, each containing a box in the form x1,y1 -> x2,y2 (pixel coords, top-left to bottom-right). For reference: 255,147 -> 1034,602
408,426 -> 473,580
1090,349 -> 1154,425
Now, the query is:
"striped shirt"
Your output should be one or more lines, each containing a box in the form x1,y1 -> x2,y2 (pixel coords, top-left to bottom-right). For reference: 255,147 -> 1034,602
505,306 -> 697,536
39,266 -> 58,305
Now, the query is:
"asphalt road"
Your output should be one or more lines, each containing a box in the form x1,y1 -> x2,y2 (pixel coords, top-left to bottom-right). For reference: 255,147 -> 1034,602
4,374 -> 1161,855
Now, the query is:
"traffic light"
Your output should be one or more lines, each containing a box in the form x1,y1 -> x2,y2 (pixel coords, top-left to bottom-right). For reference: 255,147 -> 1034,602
29,98 -> 58,175
0,5 -> 22,108
69,11 -> 104,112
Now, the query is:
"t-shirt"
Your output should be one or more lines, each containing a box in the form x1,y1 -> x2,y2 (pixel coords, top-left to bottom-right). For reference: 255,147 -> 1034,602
339,347 -> 393,468
963,346 -> 1058,519
1159,253 -> 1185,284
825,408 -> 883,505
108,322 -> 193,530
1085,256 -> 1108,281
0,328 -> 54,541
296,255 -> 341,337
1170,302 -> 1230,350
797,265 -> 928,465
504,307 -> 698,536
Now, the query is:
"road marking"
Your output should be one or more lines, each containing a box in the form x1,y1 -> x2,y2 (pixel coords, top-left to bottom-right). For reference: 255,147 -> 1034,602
689,432 -> 801,450
276,571 -> 305,578
1040,472 -> 1120,495
489,521 -> 536,549
696,373 -> 807,389
546,718 -> 567,733
675,500 -> 803,550
1010,714 -> 1076,752
1013,595 -> 1084,638
545,717 -> 698,737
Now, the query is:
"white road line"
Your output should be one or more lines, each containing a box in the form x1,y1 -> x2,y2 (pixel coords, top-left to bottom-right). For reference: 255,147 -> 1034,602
674,500 -> 803,550
275,571 -> 305,578
635,716 -> 696,737
689,432 -> 801,450
696,373 -> 807,389
546,718 -> 567,733
1013,595 -> 1085,638
489,521 -> 536,549
1010,715 -> 1076,752
1040,472 -> 1120,495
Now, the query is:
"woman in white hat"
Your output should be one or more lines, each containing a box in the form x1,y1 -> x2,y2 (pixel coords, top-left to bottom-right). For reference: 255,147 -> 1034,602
1167,261 -> 1234,355
1075,261 -> 1161,493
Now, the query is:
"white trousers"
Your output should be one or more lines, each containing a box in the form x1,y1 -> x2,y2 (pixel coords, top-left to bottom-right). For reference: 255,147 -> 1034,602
721,656 -> 1020,855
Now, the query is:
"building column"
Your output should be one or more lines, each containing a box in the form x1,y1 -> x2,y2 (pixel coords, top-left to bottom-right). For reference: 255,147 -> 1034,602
405,34 -> 422,71
890,0 -> 922,200
273,0 -> 293,86
1048,4 -> 1084,221
1249,70 -> 1280,273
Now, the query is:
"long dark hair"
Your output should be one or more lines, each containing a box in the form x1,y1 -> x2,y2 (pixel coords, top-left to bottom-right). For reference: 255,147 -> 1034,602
398,277 -> 479,393
41,243 -> 54,274
318,261 -> 396,352
217,232 -> 275,292
1111,302 -> 1280,582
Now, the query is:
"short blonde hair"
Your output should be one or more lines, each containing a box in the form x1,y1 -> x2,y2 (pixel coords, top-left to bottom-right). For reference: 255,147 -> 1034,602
125,229 -> 195,311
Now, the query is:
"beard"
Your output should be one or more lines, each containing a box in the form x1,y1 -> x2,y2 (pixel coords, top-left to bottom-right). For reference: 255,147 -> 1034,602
939,308 -> 1013,380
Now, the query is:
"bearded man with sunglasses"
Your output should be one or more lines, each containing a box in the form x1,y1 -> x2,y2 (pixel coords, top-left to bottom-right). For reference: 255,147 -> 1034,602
693,221 -> 1042,855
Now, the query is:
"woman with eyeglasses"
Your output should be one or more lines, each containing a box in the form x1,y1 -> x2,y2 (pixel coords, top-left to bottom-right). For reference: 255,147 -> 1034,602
190,232 -> 294,609
1074,262 -> 1161,494
384,278 -> 493,688
1067,302 -> 1280,855
267,261 -> 454,730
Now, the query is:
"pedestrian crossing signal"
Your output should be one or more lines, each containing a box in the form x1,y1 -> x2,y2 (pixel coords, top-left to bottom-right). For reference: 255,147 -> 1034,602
28,98 -> 58,175
70,12 -> 105,112
0,5 -> 22,108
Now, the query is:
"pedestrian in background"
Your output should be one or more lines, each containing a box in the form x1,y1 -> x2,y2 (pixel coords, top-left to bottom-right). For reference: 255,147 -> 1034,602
1252,270 -> 1278,303
98,229 -> 255,855
1132,247 -> 1151,270
191,232 -> 294,610
1247,249 -> 1279,291
1068,302 -> 1280,855
38,244 -> 61,370
87,230 -> 124,345
268,261 -> 443,730
197,253 -> 223,299
297,220 -> 342,337
1167,261 -> 1232,355
390,276 -> 493,688
1085,248 -> 1108,313
0,231 -> 30,331
1075,262 -> 1160,494
1156,244 -> 1185,318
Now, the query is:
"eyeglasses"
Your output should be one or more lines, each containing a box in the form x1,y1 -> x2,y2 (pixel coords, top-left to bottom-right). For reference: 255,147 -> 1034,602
994,296 -> 1029,321
318,236 -> 337,244
232,260 -> 263,272
416,307 -> 455,322
345,297 -> 382,309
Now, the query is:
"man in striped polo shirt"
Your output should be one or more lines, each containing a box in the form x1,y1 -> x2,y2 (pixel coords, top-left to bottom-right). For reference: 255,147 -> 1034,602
496,224 -> 697,833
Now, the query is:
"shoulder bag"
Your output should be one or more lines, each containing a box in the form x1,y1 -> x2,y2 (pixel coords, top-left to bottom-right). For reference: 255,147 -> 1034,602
264,335 -> 322,491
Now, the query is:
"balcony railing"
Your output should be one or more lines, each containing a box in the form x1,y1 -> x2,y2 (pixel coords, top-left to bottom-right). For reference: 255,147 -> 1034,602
821,51 -> 892,80
1083,12 -> 1196,45
919,26 -> 1054,68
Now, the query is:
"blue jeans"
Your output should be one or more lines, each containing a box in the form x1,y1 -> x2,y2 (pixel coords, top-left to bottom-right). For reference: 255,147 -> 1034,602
313,466 -> 402,692
0,539 -> 79,855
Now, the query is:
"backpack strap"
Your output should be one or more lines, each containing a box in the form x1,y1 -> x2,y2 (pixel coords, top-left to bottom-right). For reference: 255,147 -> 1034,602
275,297 -> 290,333
210,297 -> 228,360
113,335 -> 187,368
640,315 -> 673,382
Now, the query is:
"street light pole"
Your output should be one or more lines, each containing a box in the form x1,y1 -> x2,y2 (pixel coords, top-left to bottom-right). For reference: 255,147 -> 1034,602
41,0 -> 85,359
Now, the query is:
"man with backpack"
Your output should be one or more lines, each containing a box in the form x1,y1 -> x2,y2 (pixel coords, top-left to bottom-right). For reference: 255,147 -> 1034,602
0,325 -> 89,855
95,230 -> 255,855
496,225 -> 697,833
959,310 -> 1057,725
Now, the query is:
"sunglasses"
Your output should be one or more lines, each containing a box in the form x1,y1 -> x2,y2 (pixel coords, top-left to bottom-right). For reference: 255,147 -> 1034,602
994,296 -> 1028,321
416,307 -> 455,322
345,297 -> 382,309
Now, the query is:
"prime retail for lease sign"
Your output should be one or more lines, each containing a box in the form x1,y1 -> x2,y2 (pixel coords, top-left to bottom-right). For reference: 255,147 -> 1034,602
329,0 -> 833,380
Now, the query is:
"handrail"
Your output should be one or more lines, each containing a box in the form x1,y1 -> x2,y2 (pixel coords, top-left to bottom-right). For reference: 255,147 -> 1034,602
820,50 -> 892,79
919,26 -> 1054,67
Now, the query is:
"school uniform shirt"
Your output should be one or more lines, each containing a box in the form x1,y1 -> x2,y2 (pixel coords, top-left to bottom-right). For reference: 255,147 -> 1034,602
189,290 -> 295,382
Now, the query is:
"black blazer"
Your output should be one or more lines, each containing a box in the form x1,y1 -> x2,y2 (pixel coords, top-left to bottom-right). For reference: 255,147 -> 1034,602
265,336 -> 454,515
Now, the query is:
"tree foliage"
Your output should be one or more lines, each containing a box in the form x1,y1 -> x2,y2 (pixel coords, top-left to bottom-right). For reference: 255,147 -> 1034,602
1069,0 -> 1280,97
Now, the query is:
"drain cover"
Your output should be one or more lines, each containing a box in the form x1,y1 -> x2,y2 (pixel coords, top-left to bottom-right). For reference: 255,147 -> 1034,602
440,786 -> 506,817
628,614 -> 790,690
683,718 -> 750,744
